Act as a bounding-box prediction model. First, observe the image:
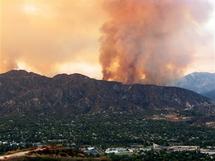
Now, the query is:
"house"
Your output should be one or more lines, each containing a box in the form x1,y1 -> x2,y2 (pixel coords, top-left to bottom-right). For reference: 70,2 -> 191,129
82,146 -> 100,156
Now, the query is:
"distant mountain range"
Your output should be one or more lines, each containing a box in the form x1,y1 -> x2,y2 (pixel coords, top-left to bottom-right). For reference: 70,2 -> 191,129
173,72 -> 215,100
0,70 -> 214,118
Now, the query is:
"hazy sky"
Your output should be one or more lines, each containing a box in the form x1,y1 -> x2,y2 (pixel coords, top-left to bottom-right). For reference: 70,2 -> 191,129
0,0 -> 215,79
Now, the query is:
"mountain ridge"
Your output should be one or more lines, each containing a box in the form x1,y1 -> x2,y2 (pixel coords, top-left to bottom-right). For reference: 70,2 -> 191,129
204,89 -> 215,100
173,72 -> 215,94
0,70 -> 214,118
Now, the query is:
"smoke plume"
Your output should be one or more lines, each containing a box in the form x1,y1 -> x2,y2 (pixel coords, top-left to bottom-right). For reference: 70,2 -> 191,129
100,0 -> 212,85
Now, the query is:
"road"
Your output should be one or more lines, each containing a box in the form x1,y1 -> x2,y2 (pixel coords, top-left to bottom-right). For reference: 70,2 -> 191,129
0,150 -> 30,160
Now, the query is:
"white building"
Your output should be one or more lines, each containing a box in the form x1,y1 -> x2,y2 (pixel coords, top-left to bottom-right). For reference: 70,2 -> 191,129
168,146 -> 199,152
105,148 -> 132,155
200,149 -> 215,155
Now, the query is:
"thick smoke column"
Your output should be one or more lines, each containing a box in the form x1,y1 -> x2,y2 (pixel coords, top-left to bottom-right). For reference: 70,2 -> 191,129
100,0 -> 212,85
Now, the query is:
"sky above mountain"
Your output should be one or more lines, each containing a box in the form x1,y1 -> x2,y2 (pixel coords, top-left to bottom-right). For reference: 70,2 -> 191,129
0,0 -> 215,82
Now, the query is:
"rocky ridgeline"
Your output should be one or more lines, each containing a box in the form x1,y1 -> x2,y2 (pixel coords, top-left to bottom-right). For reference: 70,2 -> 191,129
0,70 -> 214,117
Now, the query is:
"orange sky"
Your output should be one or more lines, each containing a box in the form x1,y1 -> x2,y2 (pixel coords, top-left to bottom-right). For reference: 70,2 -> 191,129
0,0 -> 215,79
